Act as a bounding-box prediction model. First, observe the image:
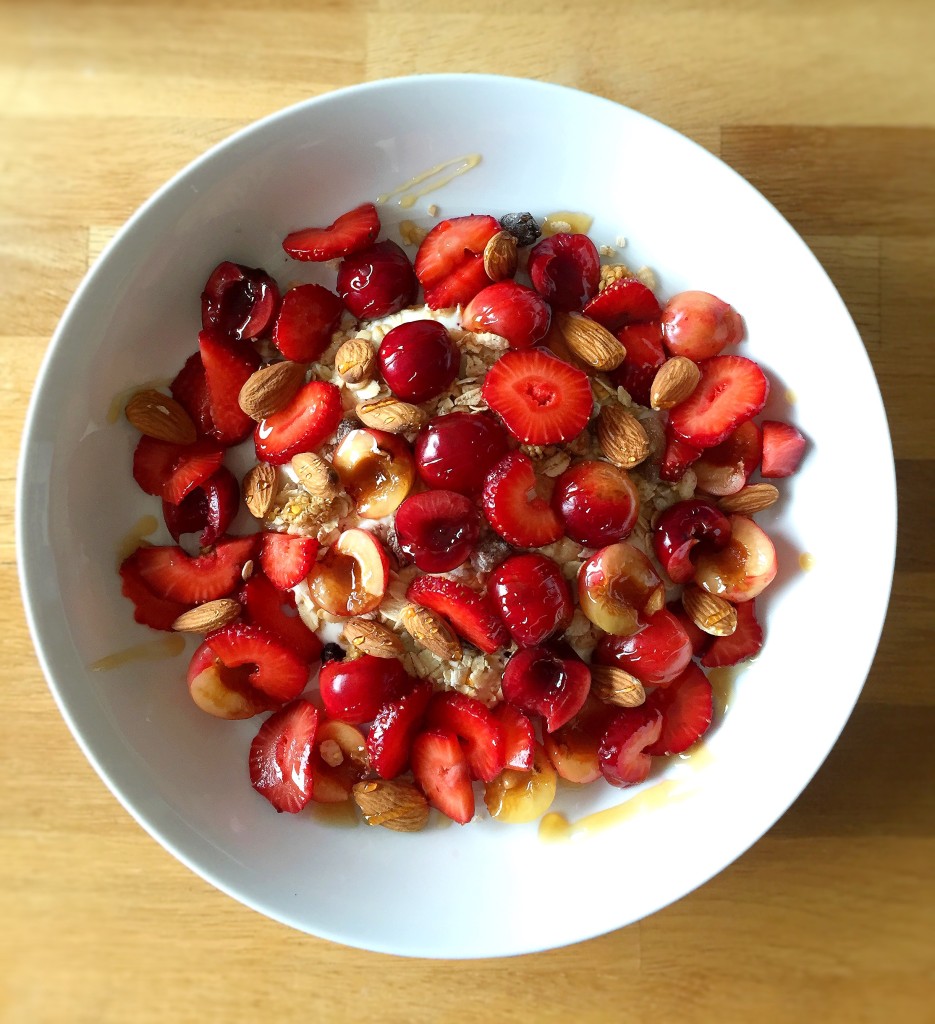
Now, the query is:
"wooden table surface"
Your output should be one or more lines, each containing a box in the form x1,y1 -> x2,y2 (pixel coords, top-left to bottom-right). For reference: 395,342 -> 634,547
2,1 -> 933,1021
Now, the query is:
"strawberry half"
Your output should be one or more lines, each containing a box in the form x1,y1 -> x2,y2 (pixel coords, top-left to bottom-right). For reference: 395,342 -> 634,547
701,599 -> 763,668
644,663 -> 713,755
411,728 -> 474,824
199,328 -> 261,445
249,699 -> 319,813
272,283 -> 345,363
207,622 -> 310,702
668,355 -> 769,448
282,202 -> 381,262
414,214 -> 500,309
406,575 -> 509,654
259,532 -> 320,590
598,705 -> 664,787
161,466 -> 240,547
492,703 -> 535,771
253,380 -> 343,465
238,572 -> 323,664
367,680 -> 433,779
482,347 -> 592,445
481,451 -> 564,547
426,691 -> 506,783
610,321 -> 666,406
583,277 -> 660,331
132,436 -> 224,505
119,551 -> 190,631
170,352 -> 216,438
761,420 -> 807,478
659,424 -> 702,483
132,534 -> 258,603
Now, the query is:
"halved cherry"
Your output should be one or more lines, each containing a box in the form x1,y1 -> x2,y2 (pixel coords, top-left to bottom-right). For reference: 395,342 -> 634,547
551,459 -> 640,548
426,691 -> 506,782
692,421 -> 762,496
578,542 -> 665,636
367,680 -> 433,779
598,705 -> 663,787
462,280 -> 552,349
161,467 -> 239,547
186,639 -> 275,720
484,743 -> 557,823
132,436 -> 224,505
318,654 -> 411,724
542,698 -> 613,784
395,490 -> 480,573
254,380 -> 343,465
582,277 -> 660,331
201,261 -> 280,342
310,719 -> 369,803
337,240 -> 418,320
272,283 -> 345,363
693,514 -> 778,602
528,233 -> 600,311
653,498 -> 732,584
487,553 -> 572,648
661,290 -> 744,360
594,608 -> 693,686
502,644 -> 591,733
492,704 -> 535,771
411,728 -> 474,824
282,202 -> 380,261
206,622 -> 310,702
238,572 -> 323,664
307,528 -> 389,616
644,663 -> 713,756
332,427 -> 415,519
406,575 -> 509,654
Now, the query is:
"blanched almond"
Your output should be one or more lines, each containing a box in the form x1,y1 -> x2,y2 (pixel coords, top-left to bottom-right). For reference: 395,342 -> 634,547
682,585 -> 737,636
242,463 -> 277,519
591,665 -> 646,708
650,357 -> 701,410
596,404 -> 651,468
356,396 -> 426,434
125,389 -> 196,444
352,779 -> 429,832
238,361 -> 306,421
555,312 -> 626,371
335,339 -> 376,385
483,230 -> 518,281
400,604 -> 462,661
718,483 -> 780,515
342,618 -> 405,659
172,599 -> 241,633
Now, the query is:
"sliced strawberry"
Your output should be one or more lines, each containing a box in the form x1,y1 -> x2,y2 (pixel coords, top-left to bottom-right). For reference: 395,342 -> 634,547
481,451 -> 564,548
492,703 -> 535,771
259,532 -> 320,590
406,575 -> 509,654
411,728 -> 474,824
199,328 -> 261,444
610,321 -> 666,406
598,705 -> 664,787
761,420 -> 807,478
207,622 -> 309,702
666,599 -> 713,658
282,202 -> 381,262
249,699 -> 319,812
414,215 -> 500,304
583,278 -> 660,331
426,691 -> 506,783
367,680 -> 433,779
162,466 -> 239,546
238,572 -> 323,664
692,420 -> 762,496
272,283 -> 345,363
482,347 -> 592,445
701,599 -> 763,668
132,436 -> 224,504
659,424 -> 702,483
170,352 -> 216,437
644,663 -> 713,755
132,534 -> 258,603
668,355 -> 769,448
253,380 -> 343,465
119,551 -> 190,631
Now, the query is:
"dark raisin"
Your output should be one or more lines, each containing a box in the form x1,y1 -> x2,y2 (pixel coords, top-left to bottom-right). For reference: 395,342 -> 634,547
383,527 -> 413,569
321,642 -> 346,664
499,212 -> 541,248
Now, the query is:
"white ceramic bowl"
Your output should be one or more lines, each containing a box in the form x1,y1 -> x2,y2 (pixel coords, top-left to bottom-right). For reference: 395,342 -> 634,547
18,74 -> 896,958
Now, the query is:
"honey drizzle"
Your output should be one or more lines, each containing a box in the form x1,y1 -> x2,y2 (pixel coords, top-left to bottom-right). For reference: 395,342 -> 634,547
106,378 -> 173,424
90,633 -> 185,671
541,211 -> 594,236
375,153 -> 482,209
308,801 -> 360,829
799,552 -> 816,571
115,514 -> 159,566
539,779 -> 690,841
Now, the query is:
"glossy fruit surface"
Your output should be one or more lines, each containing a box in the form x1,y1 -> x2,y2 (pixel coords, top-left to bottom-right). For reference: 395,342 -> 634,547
366,680 -> 433,778
502,645 -> 591,733
318,654 -> 410,724
394,490 -> 480,573
336,240 -> 417,320
761,420 -> 807,477
578,542 -> 665,636
199,328 -> 261,444
462,280 -> 552,349
161,466 -> 239,546
249,700 -> 319,813
594,608 -> 693,686
414,214 -> 500,309
701,599 -> 763,667
598,705 -> 663,787
694,514 -> 777,603
186,641 -> 274,720
310,719 -> 369,803
415,412 -> 510,495
201,261 -> 280,342
668,355 -> 769,448
652,498 -> 732,584
644,663 -> 713,755
258,532 -> 320,590
238,572 -> 323,664
206,622 -> 310,702
661,290 -> 744,360
610,321 -> 666,406
492,704 -> 535,771
551,460 -> 640,547
543,699 -> 611,784
272,283 -> 344,363
283,202 -> 380,261
528,233 -> 600,311
253,380 -> 343,465
583,277 -> 660,331
130,534 -> 258,604
426,691 -> 506,782
333,427 -> 415,518
307,528 -> 389,616
411,728 -> 474,824
487,553 -> 572,647
378,320 -> 459,402
692,421 -> 762,496
406,575 -> 509,654
133,437 -> 225,504
484,743 -> 557,823
481,451 -> 564,548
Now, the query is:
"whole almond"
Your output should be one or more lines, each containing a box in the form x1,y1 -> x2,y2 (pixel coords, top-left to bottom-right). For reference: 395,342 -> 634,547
238,361 -> 306,421
291,452 -> 340,497
597,404 -> 651,468
650,357 -> 702,410
172,598 -> 241,633
682,585 -> 737,636
591,665 -> 646,708
718,483 -> 780,515
400,604 -> 462,661
242,462 -> 277,519
356,396 -> 426,434
342,618 -> 405,659
483,230 -> 519,282
125,389 -> 196,444
352,779 -> 429,832
335,339 -> 376,385
555,312 -> 626,371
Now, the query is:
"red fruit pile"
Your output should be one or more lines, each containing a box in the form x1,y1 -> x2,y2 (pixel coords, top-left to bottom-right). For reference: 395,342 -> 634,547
116,202 -> 806,830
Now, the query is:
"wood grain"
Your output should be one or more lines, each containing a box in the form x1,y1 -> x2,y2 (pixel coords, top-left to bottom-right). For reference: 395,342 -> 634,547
2,1 -> 934,1021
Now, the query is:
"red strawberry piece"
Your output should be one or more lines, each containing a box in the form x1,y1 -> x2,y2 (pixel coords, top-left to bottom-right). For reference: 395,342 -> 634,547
199,328 -> 261,445
238,572 -> 322,664
594,608 -> 693,686
482,347 -> 592,445
583,277 -> 660,331
692,420 -> 762,496
132,436 -> 224,504
367,680 -> 433,780
666,599 -> 712,658
487,552 -> 572,647
249,699 -> 319,812
462,280 -> 552,349
259,532 -> 320,590
527,233 -> 600,311
410,728 -> 474,824
668,355 -> 770,448
253,380 -> 342,465
170,352 -> 216,437
701,598 -> 763,668
492,703 -> 535,771
119,551 -> 190,631
161,466 -> 239,546
272,283 -> 345,363
659,423 -> 703,483
282,202 -> 381,262
208,622 -> 309,702
318,654 -> 411,724
201,261 -> 280,342
610,321 -> 666,406
406,575 -> 509,654
425,691 -> 506,783
761,420 -> 807,478
414,214 -> 500,309
481,451 -> 564,548
644,663 -> 713,755
502,644 -> 591,733
652,498 -> 732,584
337,240 -> 418,320
132,534 -> 259,603
598,705 -> 664,787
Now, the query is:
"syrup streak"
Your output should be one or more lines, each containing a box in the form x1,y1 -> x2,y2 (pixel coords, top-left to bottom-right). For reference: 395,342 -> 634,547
90,634 -> 185,671
799,551 -> 816,571
115,514 -> 159,566
376,153 -> 482,209
106,378 -> 172,424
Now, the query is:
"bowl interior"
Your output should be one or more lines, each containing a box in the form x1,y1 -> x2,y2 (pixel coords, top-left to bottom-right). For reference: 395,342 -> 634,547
18,74 -> 896,958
